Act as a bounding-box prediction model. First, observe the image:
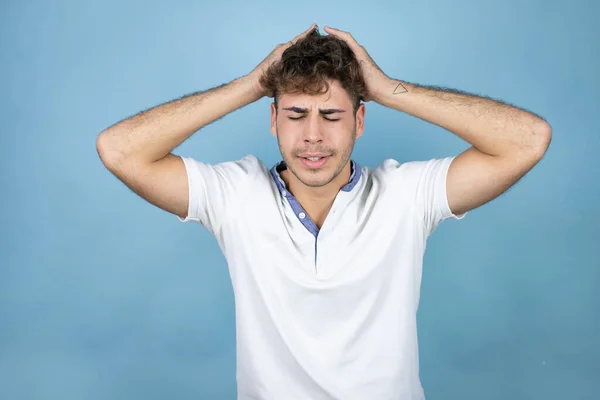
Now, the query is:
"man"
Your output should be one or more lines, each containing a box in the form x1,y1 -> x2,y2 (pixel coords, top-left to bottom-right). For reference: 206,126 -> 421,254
97,24 -> 551,400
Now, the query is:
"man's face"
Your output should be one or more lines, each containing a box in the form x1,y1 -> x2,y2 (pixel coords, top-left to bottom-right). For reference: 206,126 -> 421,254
270,79 -> 365,190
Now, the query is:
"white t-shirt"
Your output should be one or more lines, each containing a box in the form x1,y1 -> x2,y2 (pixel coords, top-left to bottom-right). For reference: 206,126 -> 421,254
178,154 -> 465,400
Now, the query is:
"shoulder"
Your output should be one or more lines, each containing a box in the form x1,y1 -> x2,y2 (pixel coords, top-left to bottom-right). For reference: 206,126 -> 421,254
180,153 -> 263,171
178,153 -> 265,183
371,157 -> 452,182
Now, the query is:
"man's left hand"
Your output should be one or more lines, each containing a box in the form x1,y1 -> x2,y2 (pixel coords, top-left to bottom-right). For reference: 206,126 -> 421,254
323,26 -> 395,103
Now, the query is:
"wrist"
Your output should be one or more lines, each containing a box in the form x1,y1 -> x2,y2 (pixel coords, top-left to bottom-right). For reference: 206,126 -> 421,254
375,79 -> 412,108
240,72 -> 267,101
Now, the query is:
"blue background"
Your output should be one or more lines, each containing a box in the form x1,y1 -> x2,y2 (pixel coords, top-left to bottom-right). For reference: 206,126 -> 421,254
1,0 -> 598,399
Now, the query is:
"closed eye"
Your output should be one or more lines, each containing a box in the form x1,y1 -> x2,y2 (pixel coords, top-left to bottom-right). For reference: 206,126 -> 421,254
288,116 -> 340,122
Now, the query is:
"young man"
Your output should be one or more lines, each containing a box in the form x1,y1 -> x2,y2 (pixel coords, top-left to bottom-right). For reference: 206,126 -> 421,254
97,24 -> 551,400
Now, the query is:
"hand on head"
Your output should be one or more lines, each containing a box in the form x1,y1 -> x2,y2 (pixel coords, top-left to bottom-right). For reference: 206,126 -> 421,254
248,24 -> 318,98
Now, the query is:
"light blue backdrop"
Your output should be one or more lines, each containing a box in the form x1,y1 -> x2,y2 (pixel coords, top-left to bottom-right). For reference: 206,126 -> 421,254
1,0 -> 598,399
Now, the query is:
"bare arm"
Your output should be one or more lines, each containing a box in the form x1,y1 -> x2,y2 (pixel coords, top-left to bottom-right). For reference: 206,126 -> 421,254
96,24 -> 318,220
375,80 -> 552,215
96,75 -> 262,219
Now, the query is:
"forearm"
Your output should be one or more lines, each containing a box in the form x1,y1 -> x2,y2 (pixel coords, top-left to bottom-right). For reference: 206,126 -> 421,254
375,79 -> 551,157
97,75 -> 261,165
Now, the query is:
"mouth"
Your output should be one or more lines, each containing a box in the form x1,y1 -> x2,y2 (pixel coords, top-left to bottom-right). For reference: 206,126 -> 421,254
299,155 -> 330,169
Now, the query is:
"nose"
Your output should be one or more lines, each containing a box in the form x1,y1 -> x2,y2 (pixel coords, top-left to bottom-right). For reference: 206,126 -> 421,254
303,116 -> 325,144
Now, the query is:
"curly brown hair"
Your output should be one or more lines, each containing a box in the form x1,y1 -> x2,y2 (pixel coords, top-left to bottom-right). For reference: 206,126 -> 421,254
259,27 -> 367,116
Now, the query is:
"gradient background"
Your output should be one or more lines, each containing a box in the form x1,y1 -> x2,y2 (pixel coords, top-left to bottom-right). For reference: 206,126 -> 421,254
1,0 -> 598,399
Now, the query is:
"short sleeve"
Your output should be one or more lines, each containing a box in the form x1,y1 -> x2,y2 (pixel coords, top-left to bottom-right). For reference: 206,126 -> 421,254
414,156 -> 467,236
378,156 -> 466,237
177,154 -> 259,235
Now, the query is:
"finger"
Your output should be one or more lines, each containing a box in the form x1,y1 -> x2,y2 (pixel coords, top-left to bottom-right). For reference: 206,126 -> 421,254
323,26 -> 347,35
291,23 -> 317,43
324,26 -> 353,41
324,26 -> 362,51
324,26 -> 347,37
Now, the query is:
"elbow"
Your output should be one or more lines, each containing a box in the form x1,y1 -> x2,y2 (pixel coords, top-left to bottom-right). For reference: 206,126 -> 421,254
530,121 -> 552,160
96,130 -> 123,170
96,131 -> 112,164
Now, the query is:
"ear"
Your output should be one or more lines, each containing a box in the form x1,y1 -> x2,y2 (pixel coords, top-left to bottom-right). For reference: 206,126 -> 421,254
270,102 -> 277,137
355,103 -> 365,139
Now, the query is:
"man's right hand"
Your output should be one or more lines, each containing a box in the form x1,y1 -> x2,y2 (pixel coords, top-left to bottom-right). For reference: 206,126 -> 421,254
247,23 -> 318,99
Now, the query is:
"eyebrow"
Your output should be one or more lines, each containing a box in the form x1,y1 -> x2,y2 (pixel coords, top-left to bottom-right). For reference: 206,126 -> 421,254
282,106 -> 346,115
